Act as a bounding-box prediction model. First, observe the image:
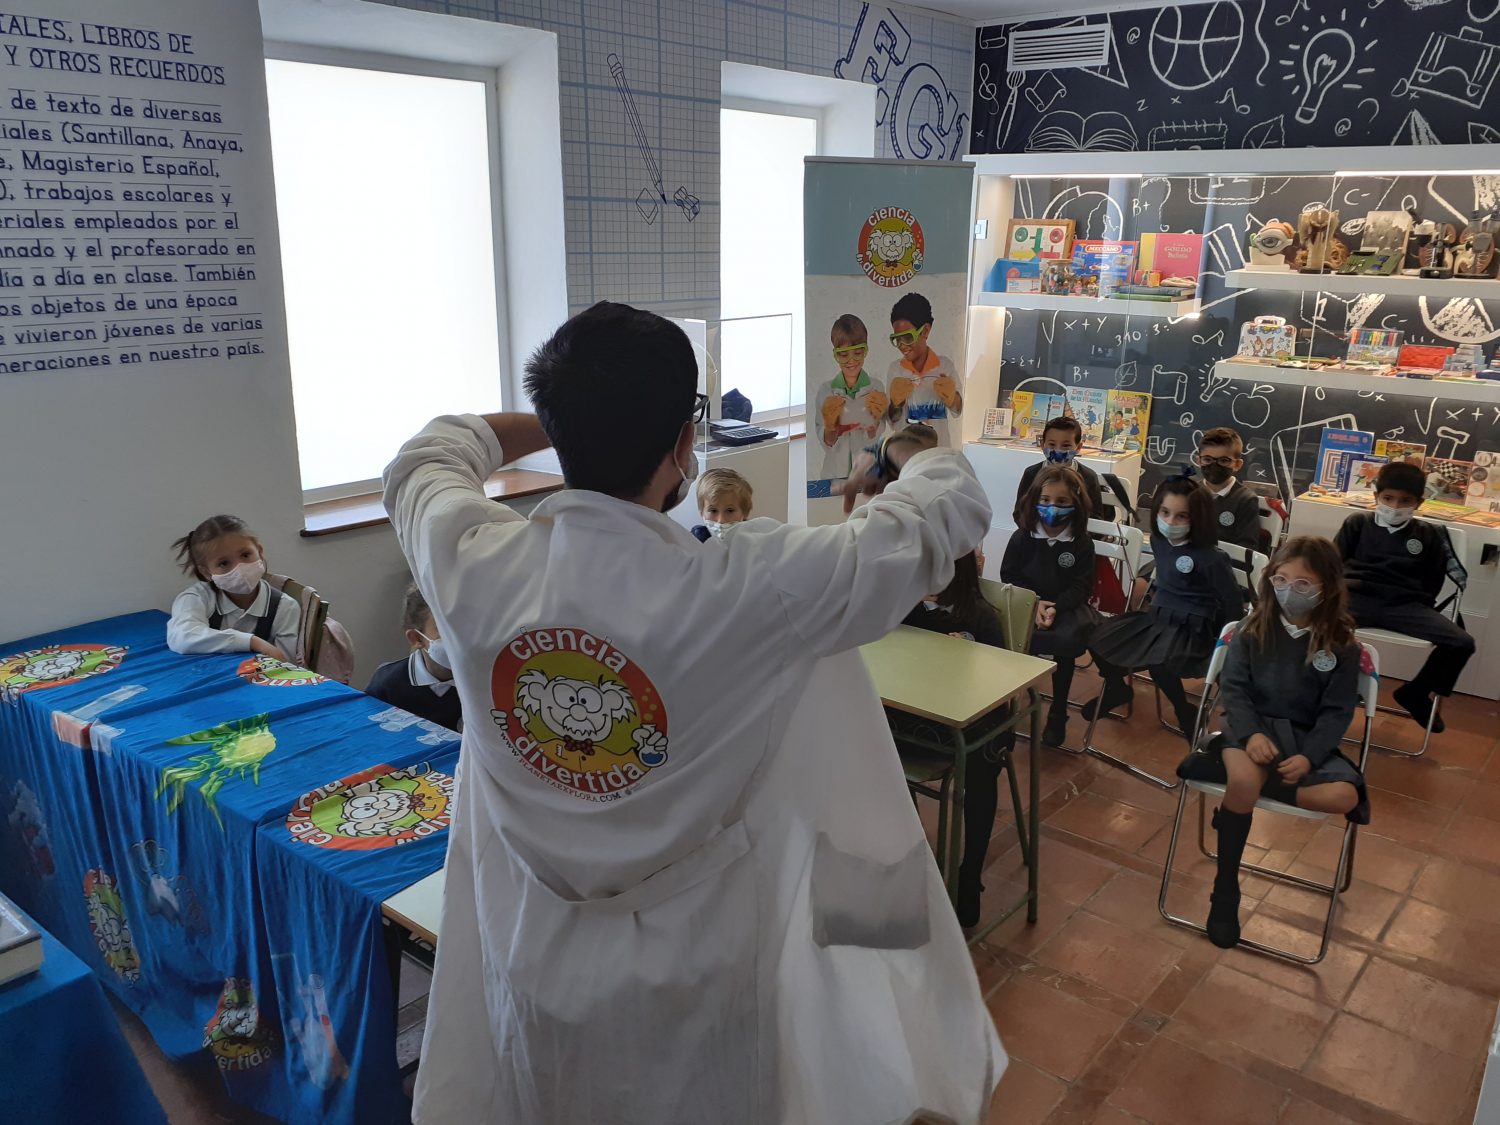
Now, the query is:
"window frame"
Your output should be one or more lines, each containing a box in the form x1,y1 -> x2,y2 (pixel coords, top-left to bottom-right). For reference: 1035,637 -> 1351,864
264,42 -> 511,503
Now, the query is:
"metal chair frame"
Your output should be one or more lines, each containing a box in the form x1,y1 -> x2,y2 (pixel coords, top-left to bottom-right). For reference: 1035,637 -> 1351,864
1157,622 -> 1379,964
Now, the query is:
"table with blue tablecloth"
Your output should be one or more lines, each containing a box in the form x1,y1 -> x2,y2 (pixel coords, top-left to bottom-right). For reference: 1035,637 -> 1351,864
0,611 -> 458,1125
0,916 -> 167,1124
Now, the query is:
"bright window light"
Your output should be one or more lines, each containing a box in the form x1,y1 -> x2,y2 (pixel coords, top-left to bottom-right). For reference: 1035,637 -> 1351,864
720,107 -> 817,414
265,59 -> 502,493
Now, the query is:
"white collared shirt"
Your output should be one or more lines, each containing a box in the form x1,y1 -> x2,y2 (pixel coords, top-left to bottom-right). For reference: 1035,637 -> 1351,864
408,649 -> 454,695
1281,615 -> 1310,639
1031,526 -> 1075,543
1211,477 -> 1237,498
167,579 -> 301,657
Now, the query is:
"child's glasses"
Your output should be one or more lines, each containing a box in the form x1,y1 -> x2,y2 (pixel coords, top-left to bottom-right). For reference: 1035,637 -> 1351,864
1195,453 -> 1237,467
889,328 -> 924,347
1268,575 -> 1321,595
832,344 -> 868,358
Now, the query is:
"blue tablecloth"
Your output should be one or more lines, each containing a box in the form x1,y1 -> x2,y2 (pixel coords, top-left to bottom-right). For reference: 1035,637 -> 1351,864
0,611 -> 459,1125
0,920 -> 167,1124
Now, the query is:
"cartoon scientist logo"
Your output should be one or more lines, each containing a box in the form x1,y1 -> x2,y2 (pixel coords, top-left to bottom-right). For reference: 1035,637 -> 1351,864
490,627 -> 669,803
237,655 -> 327,688
0,643 -> 125,701
83,868 -> 141,983
285,762 -> 454,850
857,205 -> 925,288
203,978 -> 275,1071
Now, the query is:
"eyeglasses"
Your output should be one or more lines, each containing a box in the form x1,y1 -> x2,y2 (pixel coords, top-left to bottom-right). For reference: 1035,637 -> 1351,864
1196,453 -> 1238,468
888,328 -> 923,347
691,393 -> 710,423
832,344 -> 868,358
1269,575 -> 1322,595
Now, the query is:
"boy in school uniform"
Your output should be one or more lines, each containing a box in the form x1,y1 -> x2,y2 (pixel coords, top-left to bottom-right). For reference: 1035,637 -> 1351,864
1012,415 -> 1106,522
885,292 -> 963,448
366,583 -> 462,731
691,468 -> 754,542
816,314 -> 889,481
1195,426 -> 1262,552
1334,460 -> 1474,731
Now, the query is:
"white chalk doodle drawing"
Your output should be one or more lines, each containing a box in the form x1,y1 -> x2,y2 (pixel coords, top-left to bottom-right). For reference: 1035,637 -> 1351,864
1202,220 -> 1249,273
1427,176 -> 1471,222
1358,97 -> 1381,122
1145,434 -> 1179,466
978,26 -> 1006,50
1189,173 -> 1290,205
1473,0 -> 1500,21
1024,70 -> 1067,114
1115,359 -> 1139,388
1179,411 -> 1196,427
1402,0 -> 1455,10
1241,114 -> 1286,147
1341,216 -> 1368,238
993,70 -> 1026,150
1253,0 -> 1273,85
607,54 -> 698,224
976,62 -> 1001,113
1393,106 -> 1442,144
1271,414 -> 1357,499
1231,385 -> 1274,429
1217,87 -> 1252,114
1027,111 -> 1138,152
1276,0 -> 1312,27
1392,27 -> 1500,108
1346,292 -> 1387,331
1192,329 -> 1227,348
1335,117 -> 1353,136
1153,364 -> 1190,405
1280,13 -> 1379,125
1053,15 -> 1130,88
1473,122 -> 1500,142
1434,425 -> 1472,457
1147,119 -> 1229,149
1044,185 -> 1125,241
1420,296 -> 1500,343
1149,3 -> 1244,91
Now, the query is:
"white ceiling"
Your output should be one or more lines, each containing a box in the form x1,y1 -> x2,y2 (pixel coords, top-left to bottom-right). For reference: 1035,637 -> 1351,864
916,0 -> 1173,25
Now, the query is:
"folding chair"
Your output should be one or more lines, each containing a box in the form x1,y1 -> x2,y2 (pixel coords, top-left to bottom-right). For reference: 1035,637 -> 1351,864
1157,622 -> 1378,964
897,581 -> 1038,886
1353,522 -> 1468,758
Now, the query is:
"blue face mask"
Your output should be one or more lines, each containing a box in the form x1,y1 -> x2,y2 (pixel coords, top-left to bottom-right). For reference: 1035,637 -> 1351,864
1157,516 -> 1190,542
1037,503 -> 1074,526
1043,448 -> 1077,465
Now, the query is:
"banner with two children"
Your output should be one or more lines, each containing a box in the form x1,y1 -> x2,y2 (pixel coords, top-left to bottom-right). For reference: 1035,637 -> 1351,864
803,158 -> 974,525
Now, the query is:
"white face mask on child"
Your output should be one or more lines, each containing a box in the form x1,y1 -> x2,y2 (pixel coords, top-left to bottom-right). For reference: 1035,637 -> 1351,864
417,632 -> 451,672
211,558 -> 265,596
703,521 -> 728,539
1374,503 -> 1415,529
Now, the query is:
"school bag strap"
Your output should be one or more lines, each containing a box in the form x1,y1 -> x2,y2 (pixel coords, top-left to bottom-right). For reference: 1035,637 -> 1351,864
207,584 -> 283,644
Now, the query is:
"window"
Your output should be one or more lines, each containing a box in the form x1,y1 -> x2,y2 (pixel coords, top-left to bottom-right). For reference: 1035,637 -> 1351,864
265,57 -> 504,496
719,107 -> 818,416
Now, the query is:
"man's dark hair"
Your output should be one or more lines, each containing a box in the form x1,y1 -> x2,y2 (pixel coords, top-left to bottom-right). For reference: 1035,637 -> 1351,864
890,292 -> 933,328
1374,460 -> 1424,499
524,302 -> 697,498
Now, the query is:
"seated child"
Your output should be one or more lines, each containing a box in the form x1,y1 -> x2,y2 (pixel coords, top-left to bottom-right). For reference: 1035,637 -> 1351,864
1012,415 -> 1106,523
691,468 -> 753,541
1178,535 -> 1366,949
168,515 -> 300,660
816,314 -> 888,480
367,583 -> 461,732
1002,466 -> 1100,747
1195,426 -> 1262,552
900,552 -> 1003,927
1334,460 -> 1473,731
1083,476 -> 1241,735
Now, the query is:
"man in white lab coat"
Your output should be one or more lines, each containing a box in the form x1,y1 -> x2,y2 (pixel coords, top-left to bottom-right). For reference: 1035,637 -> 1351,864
384,302 -> 1004,1124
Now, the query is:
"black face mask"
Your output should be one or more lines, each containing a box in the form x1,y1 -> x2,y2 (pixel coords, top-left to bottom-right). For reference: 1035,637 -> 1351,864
1200,463 -> 1232,486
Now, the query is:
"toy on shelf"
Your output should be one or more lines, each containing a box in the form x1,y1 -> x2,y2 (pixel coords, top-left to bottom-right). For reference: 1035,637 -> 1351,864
1247,219 -> 1296,270
1454,212 -> 1499,280
1297,207 -> 1340,273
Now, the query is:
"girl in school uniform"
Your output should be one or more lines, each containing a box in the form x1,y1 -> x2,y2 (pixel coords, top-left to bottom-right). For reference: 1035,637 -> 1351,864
901,552 -> 1004,928
167,514 -> 300,661
1179,535 -> 1365,948
1002,466 -> 1100,747
1082,475 -> 1240,735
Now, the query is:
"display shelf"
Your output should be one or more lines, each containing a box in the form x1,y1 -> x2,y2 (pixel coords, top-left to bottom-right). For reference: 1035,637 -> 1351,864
972,291 -> 1199,318
1213,360 -> 1500,402
1225,269 -> 1500,299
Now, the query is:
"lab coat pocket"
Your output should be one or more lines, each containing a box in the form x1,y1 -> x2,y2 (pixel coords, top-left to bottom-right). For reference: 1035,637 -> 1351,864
811,832 -> 931,949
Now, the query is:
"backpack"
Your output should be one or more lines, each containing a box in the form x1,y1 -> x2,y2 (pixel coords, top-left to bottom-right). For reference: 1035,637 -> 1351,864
266,573 -> 356,683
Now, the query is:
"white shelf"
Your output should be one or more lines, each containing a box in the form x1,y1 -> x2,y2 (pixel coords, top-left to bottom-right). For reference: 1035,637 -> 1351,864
1214,360 -> 1500,402
973,291 -> 1199,318
966,144 -> 1500,180
1225,269 -> 1500,300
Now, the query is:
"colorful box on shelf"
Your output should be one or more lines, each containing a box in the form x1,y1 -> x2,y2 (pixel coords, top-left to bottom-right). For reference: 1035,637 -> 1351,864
983,258 -> 1041,294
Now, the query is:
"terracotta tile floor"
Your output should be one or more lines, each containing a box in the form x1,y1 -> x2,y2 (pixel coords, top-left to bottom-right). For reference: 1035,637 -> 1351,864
961,670 -> 1500,1125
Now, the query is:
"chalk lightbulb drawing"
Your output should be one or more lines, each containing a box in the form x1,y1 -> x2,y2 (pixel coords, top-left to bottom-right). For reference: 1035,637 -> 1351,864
1295,29 -> 1356,124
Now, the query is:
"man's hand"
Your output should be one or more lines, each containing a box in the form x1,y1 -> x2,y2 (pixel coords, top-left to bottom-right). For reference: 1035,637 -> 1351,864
865,391 -> 890,420
889,376 -> 914,409
1277,754 -> 1312,784
934,375 -> 959,407
1245,733 -> 1280,766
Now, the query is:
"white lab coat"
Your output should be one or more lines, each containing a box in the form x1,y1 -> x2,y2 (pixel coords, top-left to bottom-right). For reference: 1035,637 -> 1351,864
383,415 -> 1004,1124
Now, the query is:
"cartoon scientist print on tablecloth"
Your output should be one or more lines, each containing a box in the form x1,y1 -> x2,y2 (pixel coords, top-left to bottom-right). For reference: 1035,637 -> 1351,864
0,643 -> 127,701
490,626 -> 669,803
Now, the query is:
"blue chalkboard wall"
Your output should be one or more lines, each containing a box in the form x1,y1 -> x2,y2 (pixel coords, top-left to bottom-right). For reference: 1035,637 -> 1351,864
970,1 -> 1500,500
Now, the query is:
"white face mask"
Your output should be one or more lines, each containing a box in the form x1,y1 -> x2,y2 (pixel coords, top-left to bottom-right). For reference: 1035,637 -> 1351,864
1156,516 -> 1190,542
703,520 -> 728,539
211,558 -> 265,596
1374,502 -> 1415,529
417,632 -> 451,672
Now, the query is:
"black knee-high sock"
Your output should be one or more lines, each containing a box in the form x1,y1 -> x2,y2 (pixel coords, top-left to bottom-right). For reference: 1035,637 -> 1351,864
959,738 -> 1007,883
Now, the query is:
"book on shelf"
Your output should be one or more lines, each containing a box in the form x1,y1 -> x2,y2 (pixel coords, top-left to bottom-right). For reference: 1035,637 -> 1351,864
1459,508 -> 1500,526
1002,390 -> 1065,442
1314,428 -> 1374,490
980,407 -> 1012,441
1424,458 -> 1474,504
1066,387 -> 1109,446
1344,453 -> 1385,497
1419,499 -> 1476,520
1139,232 -> 1205,282
1372,440 -> 1426,467
1469,451 -> 1500,513
1103,390 -> 1150,453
